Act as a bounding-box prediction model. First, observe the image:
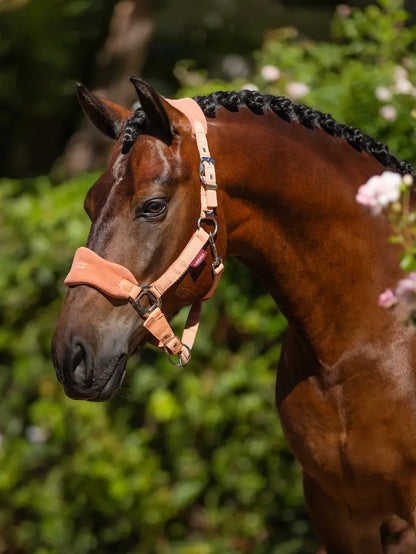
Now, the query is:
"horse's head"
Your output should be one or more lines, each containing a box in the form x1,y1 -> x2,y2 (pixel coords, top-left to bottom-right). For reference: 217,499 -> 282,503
52,78 -> 224,401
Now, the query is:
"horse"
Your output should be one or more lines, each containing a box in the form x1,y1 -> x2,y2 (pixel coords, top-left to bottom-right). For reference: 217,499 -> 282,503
52,77 -> 416,553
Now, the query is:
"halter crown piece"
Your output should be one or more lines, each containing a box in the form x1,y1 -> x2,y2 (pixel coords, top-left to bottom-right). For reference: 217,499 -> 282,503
64,98 -> 224,366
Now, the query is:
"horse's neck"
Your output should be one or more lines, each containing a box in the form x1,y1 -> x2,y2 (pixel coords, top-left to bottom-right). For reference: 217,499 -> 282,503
212,109 -> 402,365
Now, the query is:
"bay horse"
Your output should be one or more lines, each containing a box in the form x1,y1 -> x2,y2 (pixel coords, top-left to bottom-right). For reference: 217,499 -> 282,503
52,78 -> 416,553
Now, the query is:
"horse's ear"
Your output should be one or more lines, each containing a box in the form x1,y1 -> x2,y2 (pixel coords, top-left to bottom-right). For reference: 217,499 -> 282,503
129,77 -> 174,143
76,82 -> 130,139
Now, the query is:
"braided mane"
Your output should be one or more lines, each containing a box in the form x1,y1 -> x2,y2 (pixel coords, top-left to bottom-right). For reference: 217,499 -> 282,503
123,89 -> 414,176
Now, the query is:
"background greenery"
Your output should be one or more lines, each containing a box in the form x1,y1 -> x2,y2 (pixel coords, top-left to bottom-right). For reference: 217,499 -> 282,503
1,0 -> 416,552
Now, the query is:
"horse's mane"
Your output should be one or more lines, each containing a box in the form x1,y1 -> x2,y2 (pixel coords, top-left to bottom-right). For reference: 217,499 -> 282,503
123,89 -> 414,176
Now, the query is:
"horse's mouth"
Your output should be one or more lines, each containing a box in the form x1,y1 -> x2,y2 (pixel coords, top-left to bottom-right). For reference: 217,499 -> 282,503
94,354 -> 127,402
61,353 -> 127,402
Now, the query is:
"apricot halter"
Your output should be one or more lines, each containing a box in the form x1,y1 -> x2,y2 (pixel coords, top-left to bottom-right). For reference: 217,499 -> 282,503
64,98 -> 224,366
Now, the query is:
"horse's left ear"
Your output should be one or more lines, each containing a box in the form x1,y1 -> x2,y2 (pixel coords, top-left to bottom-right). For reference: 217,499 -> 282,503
130,77 -> 180,143
76,82 -> 130,139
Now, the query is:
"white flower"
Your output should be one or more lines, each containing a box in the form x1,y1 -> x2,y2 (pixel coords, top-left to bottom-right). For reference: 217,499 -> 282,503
240,83 -> 259,91
221,54 -> 249,80
394,65 -> 408,82
356,171 -> 402,215
379,105 -> 397,121
375,86 -> 392,102
394,78 -> 413,95
403,174 -> 414,186
26,425 -> 48,444
396,273 -> 416,297
260,65 -> 281,82
286,82 -> 310,99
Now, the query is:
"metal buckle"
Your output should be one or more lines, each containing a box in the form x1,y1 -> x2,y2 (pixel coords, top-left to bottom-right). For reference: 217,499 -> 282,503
166,344 -> 191,367
130,285 -> 161,318
198,215 -> 218,238
199,157 -> 218,189
162,334 -> 181,354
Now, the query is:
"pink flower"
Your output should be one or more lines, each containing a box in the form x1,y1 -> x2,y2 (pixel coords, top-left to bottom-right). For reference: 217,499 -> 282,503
356,187 -> 381,215
391,274 -> 416,322
378,289 -> 397,308
336,4 -> 351,17
356,171 -> 402,215
261,65 -> 280,82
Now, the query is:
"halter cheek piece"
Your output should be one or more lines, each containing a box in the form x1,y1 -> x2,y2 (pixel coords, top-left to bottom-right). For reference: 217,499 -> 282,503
64,98 -> 224,367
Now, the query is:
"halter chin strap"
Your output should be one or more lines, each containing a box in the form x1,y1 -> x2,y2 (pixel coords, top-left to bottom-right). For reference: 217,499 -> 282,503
64,98 -> 224,366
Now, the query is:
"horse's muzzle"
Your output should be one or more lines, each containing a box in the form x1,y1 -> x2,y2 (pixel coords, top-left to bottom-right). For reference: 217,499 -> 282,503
52,331 -> 128,401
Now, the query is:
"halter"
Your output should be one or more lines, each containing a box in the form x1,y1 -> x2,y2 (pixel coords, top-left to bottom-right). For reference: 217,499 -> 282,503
64,98 -> 224,366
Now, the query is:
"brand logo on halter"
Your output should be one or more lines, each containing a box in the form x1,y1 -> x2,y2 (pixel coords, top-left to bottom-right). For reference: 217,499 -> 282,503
190,249 -> 207,268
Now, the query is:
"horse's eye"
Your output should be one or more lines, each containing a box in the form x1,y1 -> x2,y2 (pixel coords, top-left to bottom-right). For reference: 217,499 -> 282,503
139,198 -> 168,219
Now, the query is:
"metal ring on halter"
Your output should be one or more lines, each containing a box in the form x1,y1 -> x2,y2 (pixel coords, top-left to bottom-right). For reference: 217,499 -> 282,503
197,216 -> 218,238
166,344 -> 191,367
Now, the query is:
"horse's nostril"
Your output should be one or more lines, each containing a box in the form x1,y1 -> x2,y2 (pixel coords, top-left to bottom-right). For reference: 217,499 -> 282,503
71,341 -> 92,387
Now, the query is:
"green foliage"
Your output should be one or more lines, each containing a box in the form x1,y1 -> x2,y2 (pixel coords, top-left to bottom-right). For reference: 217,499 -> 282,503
0,174 -> 311,553
4,1 -> 416,552
177,0 -> 416,166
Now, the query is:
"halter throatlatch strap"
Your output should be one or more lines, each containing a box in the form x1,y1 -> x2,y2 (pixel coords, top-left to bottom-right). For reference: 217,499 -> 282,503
65,97 -> 224,366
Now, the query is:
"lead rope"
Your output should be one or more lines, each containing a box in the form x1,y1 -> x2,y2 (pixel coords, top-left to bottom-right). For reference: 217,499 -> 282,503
64,98 -> 224,367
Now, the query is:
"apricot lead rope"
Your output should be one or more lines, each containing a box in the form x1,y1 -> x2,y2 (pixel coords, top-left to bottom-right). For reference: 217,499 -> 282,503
65,97 -> 224,366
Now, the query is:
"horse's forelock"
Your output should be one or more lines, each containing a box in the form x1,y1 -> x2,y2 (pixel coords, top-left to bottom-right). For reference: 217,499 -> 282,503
121,107 -> 147,154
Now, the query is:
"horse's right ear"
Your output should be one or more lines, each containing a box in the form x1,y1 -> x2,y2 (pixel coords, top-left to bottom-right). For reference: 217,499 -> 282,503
76,82 -> 130,139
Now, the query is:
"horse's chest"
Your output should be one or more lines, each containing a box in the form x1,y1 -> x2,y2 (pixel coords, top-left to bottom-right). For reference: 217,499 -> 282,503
277,373 -> 416,512
278,377 -> 351,477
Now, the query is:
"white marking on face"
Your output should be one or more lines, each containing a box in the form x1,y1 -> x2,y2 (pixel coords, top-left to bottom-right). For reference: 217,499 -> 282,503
112,153 -> 127,185
88,153 -> 127,246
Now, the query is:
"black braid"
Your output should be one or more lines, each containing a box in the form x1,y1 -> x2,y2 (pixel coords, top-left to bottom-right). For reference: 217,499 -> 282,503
193,89 -> 414,177
121,89 -> 414,176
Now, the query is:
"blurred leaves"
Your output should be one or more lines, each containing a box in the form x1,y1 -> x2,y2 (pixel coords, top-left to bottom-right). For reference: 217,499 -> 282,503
3,0 -> 416,552
0,174 -> 309,552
